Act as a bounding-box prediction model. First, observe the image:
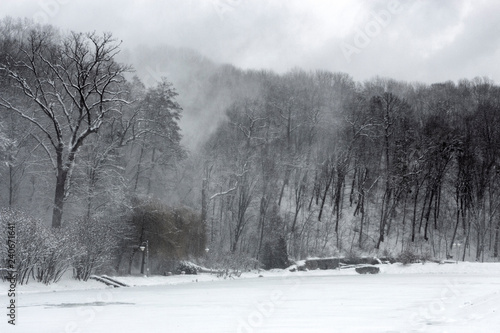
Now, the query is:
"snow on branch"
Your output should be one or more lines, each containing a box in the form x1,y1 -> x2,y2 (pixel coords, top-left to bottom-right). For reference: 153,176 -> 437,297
209,187 -> 237,200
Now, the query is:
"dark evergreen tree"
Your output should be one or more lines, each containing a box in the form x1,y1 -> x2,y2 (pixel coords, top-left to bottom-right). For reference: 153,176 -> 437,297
261,236 -> 290,269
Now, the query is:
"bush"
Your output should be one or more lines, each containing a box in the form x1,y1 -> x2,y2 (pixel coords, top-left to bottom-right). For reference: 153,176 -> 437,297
345,247 -> 362,262
204,251 -> 260,272
420,249 -> 433,264
70,217 -> 120,281
0,209 -> 72,285
176,261 -> 201,275
398,248 -> 420,265
380,248 -> 397,263
33,227 -> 73,285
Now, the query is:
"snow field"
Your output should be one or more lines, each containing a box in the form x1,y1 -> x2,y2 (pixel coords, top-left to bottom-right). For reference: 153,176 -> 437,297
1,262 -> 499,332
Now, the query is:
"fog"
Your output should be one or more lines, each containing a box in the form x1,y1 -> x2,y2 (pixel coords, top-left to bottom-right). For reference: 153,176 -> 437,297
3,0 -> 500,148
3,0 -> 500,84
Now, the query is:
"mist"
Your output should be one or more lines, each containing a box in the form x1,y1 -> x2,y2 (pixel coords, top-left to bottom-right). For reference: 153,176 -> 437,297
3,0 -> 498,149
2,0 -> 499,84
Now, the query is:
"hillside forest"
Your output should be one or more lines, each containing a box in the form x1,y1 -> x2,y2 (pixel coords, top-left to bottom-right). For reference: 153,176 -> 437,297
1,19 -> 500,283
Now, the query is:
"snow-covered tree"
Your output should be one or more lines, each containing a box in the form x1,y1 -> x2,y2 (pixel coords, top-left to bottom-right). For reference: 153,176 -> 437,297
0,27 -> 130,228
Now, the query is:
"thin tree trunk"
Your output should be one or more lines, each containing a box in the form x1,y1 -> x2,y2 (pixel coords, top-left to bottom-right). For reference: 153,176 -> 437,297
256,195 -> 268,259
8,162 -> 14,207
318,164 -> 335,221
146,147 -> 156,195
376,188 -> 392,249
133,144 -> 146,192
494,218 -> 500,257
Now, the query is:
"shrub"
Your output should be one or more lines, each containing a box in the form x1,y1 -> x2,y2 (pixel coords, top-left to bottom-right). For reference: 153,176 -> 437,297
380,248 -> 396,263
70,217 -> 120,281
398,248 -> 419,265
32,227 -> 73,285
345,247 -> 362,263
176,261 -> 201,275
420,249 -> 433,264
204,251 -> 260,272
0,209 -> 72,285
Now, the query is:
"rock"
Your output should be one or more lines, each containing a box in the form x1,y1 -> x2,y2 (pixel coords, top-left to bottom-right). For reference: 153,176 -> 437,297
342,257 -> 381,266
297,265 -> 308,272
355,266 -> 380,274
305,258 -> 341,270
378,257 -> 397,264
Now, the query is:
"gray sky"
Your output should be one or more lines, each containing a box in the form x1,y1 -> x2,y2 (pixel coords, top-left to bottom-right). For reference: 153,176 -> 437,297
2,0 -> 500,84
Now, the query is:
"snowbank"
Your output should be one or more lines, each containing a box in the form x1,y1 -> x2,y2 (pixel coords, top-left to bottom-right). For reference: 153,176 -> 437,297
3,261 -> 500,294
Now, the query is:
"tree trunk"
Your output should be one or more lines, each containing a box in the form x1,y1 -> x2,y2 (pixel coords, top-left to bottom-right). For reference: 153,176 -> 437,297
256,195 -> 268,259
201,177 -> 208,226
133,144 -> 145,192
358,194 -> 365,248
128,248 -> 138,275
494,218 -> 500,257
8,162 -> 14,207
376,188 -> 392,249
51,166 -> 68,228
318,164 -> 335,221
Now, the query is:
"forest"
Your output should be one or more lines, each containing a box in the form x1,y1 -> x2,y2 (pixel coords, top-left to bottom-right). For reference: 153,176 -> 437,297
1,18 -> 500,284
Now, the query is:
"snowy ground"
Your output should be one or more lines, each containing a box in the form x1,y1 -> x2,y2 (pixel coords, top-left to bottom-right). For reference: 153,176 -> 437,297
1,262 -> 500,332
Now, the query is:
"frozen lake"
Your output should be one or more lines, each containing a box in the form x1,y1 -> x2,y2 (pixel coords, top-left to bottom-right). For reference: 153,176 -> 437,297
2,263 -> 500,332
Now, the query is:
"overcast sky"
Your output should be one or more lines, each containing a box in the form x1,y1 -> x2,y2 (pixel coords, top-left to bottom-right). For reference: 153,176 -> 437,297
2,0 -> 500,84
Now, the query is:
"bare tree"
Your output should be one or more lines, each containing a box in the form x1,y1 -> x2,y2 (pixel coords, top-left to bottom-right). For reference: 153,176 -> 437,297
0,28 -> 130,227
